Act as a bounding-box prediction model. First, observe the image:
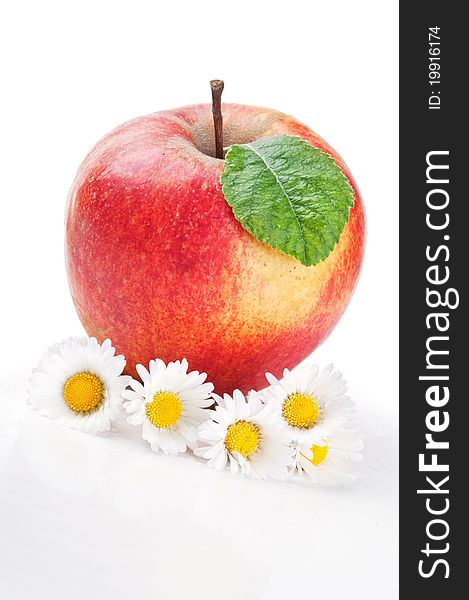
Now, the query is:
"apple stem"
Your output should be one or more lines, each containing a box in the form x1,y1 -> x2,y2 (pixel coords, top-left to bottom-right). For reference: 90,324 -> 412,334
210,79 -> 224,159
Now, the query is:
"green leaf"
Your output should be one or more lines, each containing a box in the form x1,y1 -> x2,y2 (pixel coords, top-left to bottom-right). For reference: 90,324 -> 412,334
220,135 -> 354,266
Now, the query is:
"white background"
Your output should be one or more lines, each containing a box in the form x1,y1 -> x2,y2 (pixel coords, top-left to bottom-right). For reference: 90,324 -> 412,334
0,1 -> 398,598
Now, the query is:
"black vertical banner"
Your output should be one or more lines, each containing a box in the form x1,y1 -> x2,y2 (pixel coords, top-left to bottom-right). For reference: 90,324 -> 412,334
400,3 -> 465,596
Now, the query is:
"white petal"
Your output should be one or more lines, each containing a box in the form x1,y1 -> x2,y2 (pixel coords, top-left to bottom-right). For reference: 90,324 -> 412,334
136,364 -> 151,383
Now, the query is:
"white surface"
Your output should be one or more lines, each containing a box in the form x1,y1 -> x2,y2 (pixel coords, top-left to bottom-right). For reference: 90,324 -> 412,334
0,1 -> 398,598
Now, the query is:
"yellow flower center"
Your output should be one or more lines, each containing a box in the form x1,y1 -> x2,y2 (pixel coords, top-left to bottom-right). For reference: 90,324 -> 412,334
309,444 -> 329,465
282,393 -> 320,429
146,391 -> 183,428
63,372 -> 104,413
225,420 -> 260,458
300,443 -> 329,466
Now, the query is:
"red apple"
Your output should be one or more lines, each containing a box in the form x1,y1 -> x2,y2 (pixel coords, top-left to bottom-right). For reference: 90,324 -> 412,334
65,102 -> 365,393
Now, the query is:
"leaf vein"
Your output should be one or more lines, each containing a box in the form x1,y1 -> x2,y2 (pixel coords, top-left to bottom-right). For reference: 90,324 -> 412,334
245,142 -> 307,263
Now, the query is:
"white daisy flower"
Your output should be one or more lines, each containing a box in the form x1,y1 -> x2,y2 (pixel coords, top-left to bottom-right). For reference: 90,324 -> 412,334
195,389 -> 291,480
261,364 -> 355,445
291,429 -> 363,485
123,358 -> 214,455
28,337 -> 130,434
